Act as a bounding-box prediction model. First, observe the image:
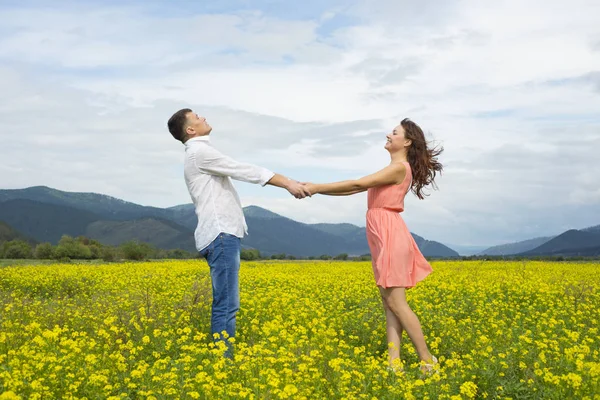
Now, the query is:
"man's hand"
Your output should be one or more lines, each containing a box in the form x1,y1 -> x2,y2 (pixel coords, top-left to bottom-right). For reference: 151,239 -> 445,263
286,180 -> 311,199
265,174 -> 311,198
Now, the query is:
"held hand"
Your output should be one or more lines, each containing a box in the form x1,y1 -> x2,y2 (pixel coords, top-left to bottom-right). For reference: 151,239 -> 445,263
286,180 -> 312,199
302,183 -> 317,196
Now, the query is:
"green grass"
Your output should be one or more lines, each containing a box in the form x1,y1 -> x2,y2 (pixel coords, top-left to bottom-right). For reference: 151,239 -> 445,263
0,259 -> 104,267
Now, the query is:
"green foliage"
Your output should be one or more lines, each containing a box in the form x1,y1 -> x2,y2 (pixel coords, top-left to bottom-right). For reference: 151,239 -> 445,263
34,243 -> 54,259
334,253 -> 348,260
100,246 -> 117,262
2,240 -> 33,259
120,241 -> 155,261
54,235 -> 93,260
270,253 -> 287,260
240,248 -> 261,261
166,249 -> 195,259
88,244 -> 102,259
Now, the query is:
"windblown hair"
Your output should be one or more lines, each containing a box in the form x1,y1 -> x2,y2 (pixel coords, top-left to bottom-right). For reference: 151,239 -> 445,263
401,118 -> 443,200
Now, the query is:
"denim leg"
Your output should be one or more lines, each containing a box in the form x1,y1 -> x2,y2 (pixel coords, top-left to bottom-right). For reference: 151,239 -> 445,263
224,237 -> 241,338
200,233 -> 241,355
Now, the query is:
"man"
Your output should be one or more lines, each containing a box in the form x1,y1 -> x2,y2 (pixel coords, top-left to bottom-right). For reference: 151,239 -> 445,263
167,108 -> 309,355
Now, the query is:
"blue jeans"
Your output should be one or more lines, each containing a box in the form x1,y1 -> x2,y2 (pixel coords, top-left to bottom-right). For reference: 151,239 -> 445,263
199,233 -> 241,355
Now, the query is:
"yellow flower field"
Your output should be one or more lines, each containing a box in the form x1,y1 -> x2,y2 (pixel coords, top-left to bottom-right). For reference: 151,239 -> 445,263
0,260 -> 599,399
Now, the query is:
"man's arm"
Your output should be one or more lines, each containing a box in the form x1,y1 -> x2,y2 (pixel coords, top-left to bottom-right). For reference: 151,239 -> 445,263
196,146 -> 309,198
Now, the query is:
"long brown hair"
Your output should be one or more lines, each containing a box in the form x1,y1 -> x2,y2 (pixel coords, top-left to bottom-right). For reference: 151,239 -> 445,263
401,118 -> 443,200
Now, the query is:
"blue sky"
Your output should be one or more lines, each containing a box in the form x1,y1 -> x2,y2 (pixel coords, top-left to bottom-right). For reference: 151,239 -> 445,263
0,0 -> 599,248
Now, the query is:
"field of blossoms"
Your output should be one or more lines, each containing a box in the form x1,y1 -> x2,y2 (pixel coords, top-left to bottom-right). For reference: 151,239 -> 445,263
0,260 -> 599,399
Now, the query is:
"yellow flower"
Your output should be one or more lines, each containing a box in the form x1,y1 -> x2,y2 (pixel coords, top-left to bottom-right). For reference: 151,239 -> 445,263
0,392 -> 21,400
460,381 -> 478,399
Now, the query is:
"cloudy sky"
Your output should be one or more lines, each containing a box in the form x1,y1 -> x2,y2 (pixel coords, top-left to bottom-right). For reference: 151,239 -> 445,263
1,0 -> 599,249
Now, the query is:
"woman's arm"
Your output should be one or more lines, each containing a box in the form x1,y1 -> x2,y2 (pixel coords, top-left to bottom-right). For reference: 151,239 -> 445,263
320,188 -> 367,196
307,163 -> 406,196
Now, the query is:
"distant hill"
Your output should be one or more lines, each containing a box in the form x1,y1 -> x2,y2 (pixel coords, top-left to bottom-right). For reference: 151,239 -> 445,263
310,221 -> 459,258
86,218 -> 196,252
309,223 -> 369,254
582,225 -> 600,233
0,186 -> 468,258
521,229 -> 600,257
0,186 -> 169,221
311,222 -> 367,239
0,198 -> 196,251
166,204 -> 373,256
156,204 -> 459,257
4,187 -> 598,258
243,205 -> 283,220
0,221 -> 34,244
478,236 -> 554,256
165,204 -> 196,231
0,199 -> 102,244
411,234 -> 460,258
243,208 -> 368,257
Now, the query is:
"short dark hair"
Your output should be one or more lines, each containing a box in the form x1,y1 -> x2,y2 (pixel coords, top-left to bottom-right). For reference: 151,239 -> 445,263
167,108 -> 192,142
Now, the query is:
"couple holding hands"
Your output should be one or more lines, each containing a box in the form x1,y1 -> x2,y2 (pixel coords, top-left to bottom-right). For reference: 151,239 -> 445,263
168,108 -> 442,374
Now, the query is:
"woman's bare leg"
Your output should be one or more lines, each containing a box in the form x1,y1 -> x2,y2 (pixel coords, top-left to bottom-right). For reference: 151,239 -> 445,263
380,294 -> 403,367
379,286 -> 433,363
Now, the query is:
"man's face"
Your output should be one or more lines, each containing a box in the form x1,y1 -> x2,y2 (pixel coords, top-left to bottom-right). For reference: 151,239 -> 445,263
185,112 -> 212,137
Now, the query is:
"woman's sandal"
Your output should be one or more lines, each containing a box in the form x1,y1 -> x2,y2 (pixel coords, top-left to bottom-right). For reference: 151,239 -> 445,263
387,365 -> 405,374
387,359 -> 405,374
419,355 -> 439,376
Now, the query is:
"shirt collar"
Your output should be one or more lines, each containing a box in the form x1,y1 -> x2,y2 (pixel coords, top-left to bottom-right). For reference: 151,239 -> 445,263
184,135 -> 211,145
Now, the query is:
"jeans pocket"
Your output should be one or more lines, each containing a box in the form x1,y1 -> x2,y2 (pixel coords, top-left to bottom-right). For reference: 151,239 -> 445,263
200,242 -> 213,259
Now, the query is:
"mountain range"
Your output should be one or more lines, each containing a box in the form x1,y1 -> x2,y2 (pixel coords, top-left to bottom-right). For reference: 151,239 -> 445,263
1,186 -> 598,258
0,221 -> 36,245
476,225 -> 600,257
0,186 -> 459,258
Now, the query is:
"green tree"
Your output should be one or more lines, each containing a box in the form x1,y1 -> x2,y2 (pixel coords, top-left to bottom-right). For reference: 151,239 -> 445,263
54,241 -> 93,260
167,249 -> 193,259
89,244 -> 102,259
334,253 -> 348,260
58,235 -> 75,246
2,240 -> 33,259
34,243 -> 54,259
241,248 -> 261,261
120,241 -> 154,261
101,246 -> 117,262
76,236 -> 90,245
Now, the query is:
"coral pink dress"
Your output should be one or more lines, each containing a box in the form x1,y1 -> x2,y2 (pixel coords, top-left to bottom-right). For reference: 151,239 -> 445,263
366,161 -> 432,288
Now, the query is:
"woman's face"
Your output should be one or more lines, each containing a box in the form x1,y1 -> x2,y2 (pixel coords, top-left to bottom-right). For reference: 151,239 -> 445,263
385,124 -> 411,153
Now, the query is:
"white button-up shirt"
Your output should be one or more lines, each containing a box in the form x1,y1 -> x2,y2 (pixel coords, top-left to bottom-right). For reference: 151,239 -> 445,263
183,136 -> 275,252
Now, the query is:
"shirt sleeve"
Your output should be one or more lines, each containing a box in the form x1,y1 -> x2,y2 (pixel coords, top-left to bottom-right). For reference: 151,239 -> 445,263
195,145 -> 275,186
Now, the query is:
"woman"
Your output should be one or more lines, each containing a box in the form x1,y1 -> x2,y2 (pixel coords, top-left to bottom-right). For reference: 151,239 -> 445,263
304,118 -> 443,374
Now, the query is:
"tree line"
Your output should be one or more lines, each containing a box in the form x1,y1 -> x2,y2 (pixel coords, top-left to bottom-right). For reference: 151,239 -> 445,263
0,236 -> 195,262
3,236 -> 596,262
0,236 -> 373,262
